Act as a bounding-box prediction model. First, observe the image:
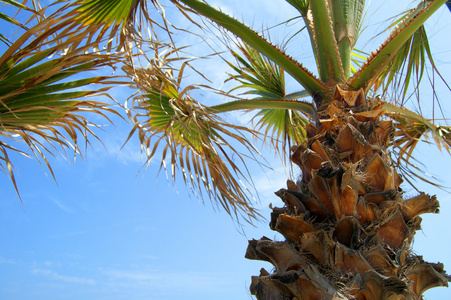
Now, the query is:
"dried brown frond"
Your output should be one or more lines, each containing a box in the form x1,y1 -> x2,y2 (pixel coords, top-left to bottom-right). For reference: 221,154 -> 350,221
123,40 -> 262,223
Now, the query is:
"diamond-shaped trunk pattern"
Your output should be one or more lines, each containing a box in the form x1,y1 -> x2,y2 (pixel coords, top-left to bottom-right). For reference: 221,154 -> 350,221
247,95 -> 449,299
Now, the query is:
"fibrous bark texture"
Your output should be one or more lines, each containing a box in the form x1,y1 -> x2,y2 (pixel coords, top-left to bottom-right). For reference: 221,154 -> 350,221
247,90 -> 449,300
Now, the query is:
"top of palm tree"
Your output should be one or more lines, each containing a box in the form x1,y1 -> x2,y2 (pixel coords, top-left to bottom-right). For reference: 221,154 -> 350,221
119,0 -> 451,221
2,0 -> 451,222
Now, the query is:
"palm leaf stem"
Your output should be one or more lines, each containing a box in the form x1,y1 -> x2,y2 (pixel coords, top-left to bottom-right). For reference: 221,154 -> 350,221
309,0 -> 344,83
285,0 -> 320,79
176,0 -> 327,99
338,39 -> 352,80
207,99 -> 316,118
330,0 -> 365,80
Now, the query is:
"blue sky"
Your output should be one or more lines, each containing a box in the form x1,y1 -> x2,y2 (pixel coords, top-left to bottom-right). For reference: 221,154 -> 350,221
1,1 -> 451,299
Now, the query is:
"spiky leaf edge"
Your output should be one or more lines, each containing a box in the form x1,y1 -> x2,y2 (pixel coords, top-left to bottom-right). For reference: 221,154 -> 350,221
176,0 -> 327,101
348,0 -> 447,94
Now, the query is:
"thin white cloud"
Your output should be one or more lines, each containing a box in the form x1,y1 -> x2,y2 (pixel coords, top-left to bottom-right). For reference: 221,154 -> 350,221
44,261 -> 61,267
138,254 -> 160,260
32,269 -> 96,286
101,268 -> 232,292
134,225 -> 157,232
0,257 -> 15,265
49,231 -> 86,239
113,140 -> 146,166
49,196 -> 73,213
251,167 -> 290,208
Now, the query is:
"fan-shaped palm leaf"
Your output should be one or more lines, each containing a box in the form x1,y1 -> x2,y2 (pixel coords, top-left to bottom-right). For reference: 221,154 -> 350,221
8,0 -> 169,56
349,0 -> 447,93
382,102 -> 451,158
373,23 -> 438,104
374,102 -> 451,187
71,0 -> 156,50
226,43 -> 311,155
0,4 -> 121,198
175,0 -> 327,100
123,47 -> 261,222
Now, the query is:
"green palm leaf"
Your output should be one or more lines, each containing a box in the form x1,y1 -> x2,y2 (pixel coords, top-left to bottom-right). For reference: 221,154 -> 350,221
227,44 -> 286,99
226,43 -> 311,155
0,0 -> 31,30
379,102 -> 451,187
309,0 -> 345,83
0,0 -> 38,45
75,0 -> 141,26
70,0 -> 141,52
123,48 -> 261,222
176,0 -> 327,99
374,24 -> 435,104
349,0 -> 447,93
329,0 -> 365,78
9,0 -> 167,55
0,5 -> 121,199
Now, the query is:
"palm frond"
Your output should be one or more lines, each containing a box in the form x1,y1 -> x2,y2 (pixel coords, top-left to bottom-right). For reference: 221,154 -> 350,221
394,150 -> 445,192
4,0 -> 170,56
225,43 -> 311,157
348,0 -> 446,93
227,44 -> 286,99
309,0 -> 345,83
123,45 -> 262,223
381,103 -> 451,186
374,23 -> 436,105
71,0 -> 160,51
0,0 -> 39,46
329,0 -> 365,78
176,0 -> 327,100
0,7 -> 122,199
253,107 -> 309,155
0,0 -> 33,30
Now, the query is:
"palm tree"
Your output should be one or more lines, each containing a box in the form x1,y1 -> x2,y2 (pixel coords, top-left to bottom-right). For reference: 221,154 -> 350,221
3,0 -> 451,298
122,0 -> 451,299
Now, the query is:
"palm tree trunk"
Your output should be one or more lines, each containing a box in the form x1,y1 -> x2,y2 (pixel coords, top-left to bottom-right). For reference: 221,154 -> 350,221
246,89 -> 450,299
